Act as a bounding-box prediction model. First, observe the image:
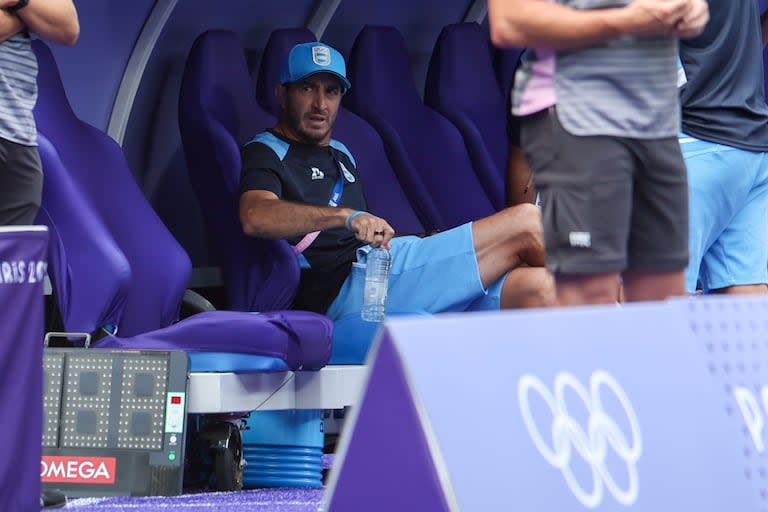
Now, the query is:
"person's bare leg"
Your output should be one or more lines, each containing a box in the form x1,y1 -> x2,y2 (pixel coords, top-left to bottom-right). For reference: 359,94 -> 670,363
472,203 -> 546,288
556,272 -> 621,306
501,266 -> 556,308
622,270 -> 685,302
711,284 -> 768,295
506,145 -> 537,206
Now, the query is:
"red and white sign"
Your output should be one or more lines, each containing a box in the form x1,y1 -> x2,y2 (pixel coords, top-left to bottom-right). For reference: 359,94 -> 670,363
41,456 -> 116,484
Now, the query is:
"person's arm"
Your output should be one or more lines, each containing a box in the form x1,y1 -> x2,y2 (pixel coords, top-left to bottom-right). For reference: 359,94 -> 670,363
240,190 -> 354,239
672,0 -> 709,39
239,190 -> 395,248
488,0 -> 693,50
0,9 -> 24,43
0,0 -> 79,46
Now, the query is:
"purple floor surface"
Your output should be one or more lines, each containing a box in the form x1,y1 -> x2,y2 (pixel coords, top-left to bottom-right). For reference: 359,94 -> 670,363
64,488 -> 325,511
61,454 -> 336,510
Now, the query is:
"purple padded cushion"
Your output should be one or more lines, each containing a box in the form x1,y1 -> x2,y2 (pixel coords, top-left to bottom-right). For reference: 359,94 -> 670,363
95,310 -> 332,371
346,25 -> 495,228
179,30 -> 300,311
425,23 -> 507,210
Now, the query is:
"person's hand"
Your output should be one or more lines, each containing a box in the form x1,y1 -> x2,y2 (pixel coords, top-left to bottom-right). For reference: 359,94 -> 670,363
624,0 -> 692,37
346,211 -> 395,249
673,0 -> 709,39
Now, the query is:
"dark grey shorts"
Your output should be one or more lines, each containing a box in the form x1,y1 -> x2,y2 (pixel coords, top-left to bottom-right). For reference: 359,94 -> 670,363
521,108 -> 688,275
0,137 -> 42,225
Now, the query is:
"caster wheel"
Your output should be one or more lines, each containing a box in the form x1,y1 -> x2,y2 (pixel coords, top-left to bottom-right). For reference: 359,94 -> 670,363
213,426 -> 243,491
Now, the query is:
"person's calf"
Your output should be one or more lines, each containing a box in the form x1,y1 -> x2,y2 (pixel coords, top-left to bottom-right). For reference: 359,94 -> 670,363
712,283 -> 768,295
622,270 -> 685,302
501,267 -> 556,308
556,272 -> 621,306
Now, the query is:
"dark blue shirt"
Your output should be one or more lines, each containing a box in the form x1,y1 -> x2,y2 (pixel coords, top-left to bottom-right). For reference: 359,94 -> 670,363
679,1 -> 768,151
240,130 -> 367,313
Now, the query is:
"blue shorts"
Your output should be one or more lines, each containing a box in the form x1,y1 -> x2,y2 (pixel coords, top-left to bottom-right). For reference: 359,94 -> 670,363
325,223 -> 506,320
680,135 -> 768,293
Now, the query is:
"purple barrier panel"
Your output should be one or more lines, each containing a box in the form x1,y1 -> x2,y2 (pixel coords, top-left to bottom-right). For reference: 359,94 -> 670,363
680,295 -> 768,509
0,226 -> 48,511
325,301 -> 757,511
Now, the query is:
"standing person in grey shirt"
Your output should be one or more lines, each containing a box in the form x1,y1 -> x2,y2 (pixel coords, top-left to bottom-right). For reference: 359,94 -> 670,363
0,0 -> 78,226
488,0 -> 708,306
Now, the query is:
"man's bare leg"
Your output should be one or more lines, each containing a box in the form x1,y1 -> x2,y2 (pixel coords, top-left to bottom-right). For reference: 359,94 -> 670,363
712,284 -> 768,295
502,266 -> 556,308
556,272 -> 621,306
472,203 -> 546,287
622,270 -> 685,302
506,145 -> 537,206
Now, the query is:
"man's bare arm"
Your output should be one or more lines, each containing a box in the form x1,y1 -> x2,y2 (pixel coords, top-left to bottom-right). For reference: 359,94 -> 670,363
488,0 -> 692,50
240,190 -> 352,239
240,190 -> 395,247
0,10 -> 23,43
0,0 -> 79,46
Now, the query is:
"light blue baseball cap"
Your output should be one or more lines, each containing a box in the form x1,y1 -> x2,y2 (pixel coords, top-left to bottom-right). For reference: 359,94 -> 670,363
279,42 -> 352,93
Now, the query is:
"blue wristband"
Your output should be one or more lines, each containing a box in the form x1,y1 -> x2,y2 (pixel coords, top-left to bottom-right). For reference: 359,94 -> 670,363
346,210 -> 368,231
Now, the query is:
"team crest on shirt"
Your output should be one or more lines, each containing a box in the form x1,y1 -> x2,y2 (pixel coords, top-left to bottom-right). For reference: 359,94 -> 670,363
310,167 -> 324,180
339,161 -> 356,183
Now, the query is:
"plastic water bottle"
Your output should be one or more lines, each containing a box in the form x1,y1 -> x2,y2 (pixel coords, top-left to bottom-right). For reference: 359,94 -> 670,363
361,247 -> 391,322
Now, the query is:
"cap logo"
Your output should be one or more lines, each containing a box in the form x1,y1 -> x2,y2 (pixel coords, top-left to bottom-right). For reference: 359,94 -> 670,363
312,46 -> 331,66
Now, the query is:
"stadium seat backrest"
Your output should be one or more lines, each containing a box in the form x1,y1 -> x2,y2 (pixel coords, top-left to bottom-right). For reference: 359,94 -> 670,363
425,22 -> 507,210
256,27 -> 315,117
35,133 -> 130,335
179,30 -> 300,311
345,25 -> 496,229
493,46 -> 525,106
34,41 -> 189,336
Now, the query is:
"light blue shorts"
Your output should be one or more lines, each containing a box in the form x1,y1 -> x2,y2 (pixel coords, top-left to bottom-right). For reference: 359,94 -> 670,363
325,223 -> 506,320
680,135 -> 768,293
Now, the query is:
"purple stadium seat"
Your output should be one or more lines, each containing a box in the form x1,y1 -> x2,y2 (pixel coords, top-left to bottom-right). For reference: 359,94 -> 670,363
493,46 -> 525,105
33,40 -> 332,372
178,30 -> 299,312
345,25 -> 496,229
255,27 -> 315,118
255,28 -> 440,233
425,23 -> 507,211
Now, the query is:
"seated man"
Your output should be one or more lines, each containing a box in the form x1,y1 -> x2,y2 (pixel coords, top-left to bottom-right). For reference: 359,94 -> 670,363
239,42 -> 555,320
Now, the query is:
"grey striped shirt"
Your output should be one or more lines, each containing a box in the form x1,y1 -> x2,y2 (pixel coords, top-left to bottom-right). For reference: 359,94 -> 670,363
555,0 -> 680,138
0,33 -> 38,146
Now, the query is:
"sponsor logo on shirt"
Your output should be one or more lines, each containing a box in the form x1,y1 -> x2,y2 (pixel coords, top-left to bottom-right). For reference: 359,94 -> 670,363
310,167 -> 324,180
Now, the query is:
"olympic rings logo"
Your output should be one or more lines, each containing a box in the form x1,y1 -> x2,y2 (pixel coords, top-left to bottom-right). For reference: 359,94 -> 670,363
518,370 -> 643,508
